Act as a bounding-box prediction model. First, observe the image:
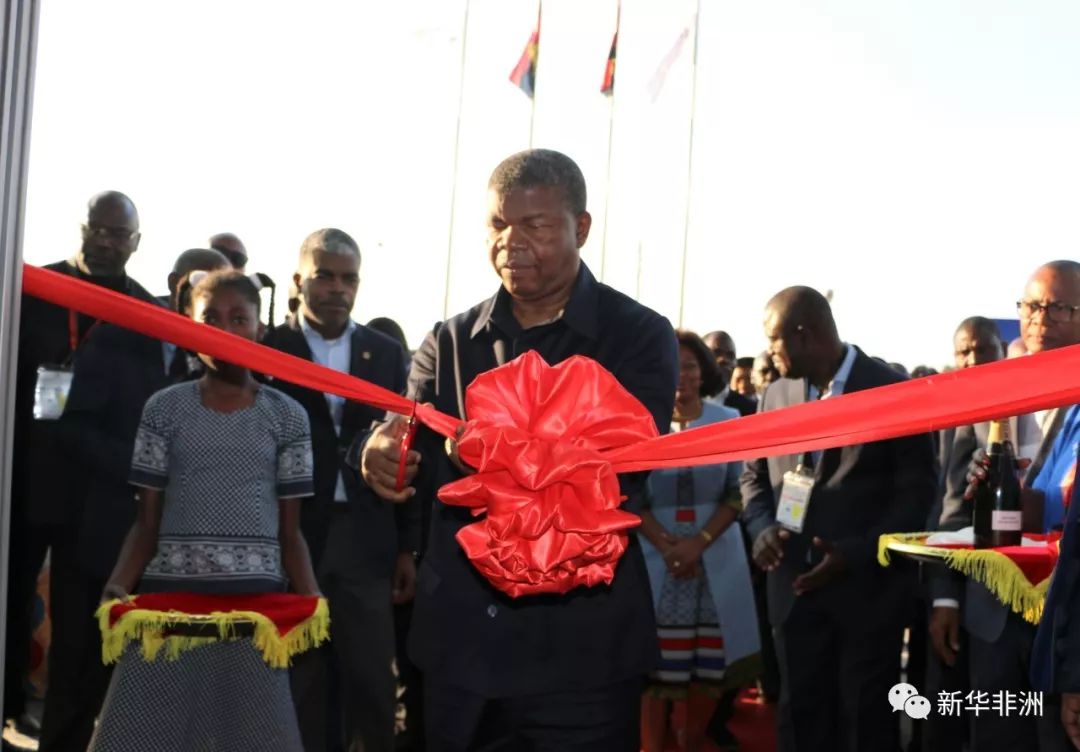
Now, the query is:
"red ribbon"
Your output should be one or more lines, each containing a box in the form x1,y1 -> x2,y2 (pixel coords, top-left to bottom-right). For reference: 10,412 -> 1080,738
22,263 -> 1080,596
21,264 -> 460,439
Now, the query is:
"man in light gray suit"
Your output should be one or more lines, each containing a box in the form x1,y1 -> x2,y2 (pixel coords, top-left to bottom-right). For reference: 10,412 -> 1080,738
930,260 -> 1080,752
744,286 -> 937,752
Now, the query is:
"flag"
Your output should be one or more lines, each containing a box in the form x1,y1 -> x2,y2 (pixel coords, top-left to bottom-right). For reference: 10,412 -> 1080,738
601,30 -> 617,95
647,21 -> 692,102
510,14 -> 540,98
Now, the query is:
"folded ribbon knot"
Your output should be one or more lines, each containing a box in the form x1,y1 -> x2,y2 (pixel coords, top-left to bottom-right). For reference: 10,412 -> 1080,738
437,351 -> 660,597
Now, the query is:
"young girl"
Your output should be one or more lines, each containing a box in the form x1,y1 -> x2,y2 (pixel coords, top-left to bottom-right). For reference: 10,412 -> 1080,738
89,270 -> 320,751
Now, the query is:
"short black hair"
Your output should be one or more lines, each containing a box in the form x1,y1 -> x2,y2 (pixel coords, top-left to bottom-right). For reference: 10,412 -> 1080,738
190,269 -> 262,315
172,248 -> 230,277
735,356 -> 754,369
676,329 -> 723,398
488,149 -> 587,215
766,286 -> 838,342
299,228 -> 361,269
955,315 -> 1002,343
367,317 -> 408,352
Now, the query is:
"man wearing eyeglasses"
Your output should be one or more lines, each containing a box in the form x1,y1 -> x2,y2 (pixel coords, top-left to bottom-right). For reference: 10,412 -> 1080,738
5,191 -> 159,752
931,260 -> 1080,752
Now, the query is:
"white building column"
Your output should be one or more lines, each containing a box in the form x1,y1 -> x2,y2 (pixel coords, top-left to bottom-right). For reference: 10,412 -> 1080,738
0,0 -> 41,714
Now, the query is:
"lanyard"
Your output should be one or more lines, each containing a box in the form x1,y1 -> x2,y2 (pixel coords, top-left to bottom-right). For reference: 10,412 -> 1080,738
66,309 -> 100,362
800,380 -> 819,470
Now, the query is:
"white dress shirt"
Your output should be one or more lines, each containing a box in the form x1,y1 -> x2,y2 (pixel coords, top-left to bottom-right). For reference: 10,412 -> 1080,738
300,315 -> 356,503
806,343 -> 857,468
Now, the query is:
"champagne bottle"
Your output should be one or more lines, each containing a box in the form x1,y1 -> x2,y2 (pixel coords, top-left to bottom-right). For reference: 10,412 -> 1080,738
973,419 -> 1023,549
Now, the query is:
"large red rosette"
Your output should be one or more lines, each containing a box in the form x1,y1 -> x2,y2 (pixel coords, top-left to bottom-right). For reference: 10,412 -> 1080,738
437,351 -> 659,597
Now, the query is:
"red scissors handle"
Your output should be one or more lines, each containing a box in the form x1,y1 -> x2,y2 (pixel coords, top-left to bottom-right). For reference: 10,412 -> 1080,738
395,407 -> 419,493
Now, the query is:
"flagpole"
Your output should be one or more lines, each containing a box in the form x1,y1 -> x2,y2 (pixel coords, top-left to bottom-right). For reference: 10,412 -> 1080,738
676,0 -> 702,329
528,1 -> 541,148
599,0 -> 619,282
442,0 -> 471,321
635,239 -> 644,300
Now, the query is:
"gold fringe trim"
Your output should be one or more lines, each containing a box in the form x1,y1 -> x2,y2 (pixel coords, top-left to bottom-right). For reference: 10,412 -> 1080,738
96,597 -> 330,668
879,533 -> 1052,624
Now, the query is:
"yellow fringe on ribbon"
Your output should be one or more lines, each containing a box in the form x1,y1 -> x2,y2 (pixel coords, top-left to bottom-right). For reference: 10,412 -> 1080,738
96,597 -> 330,669
878,533 -> 1053,624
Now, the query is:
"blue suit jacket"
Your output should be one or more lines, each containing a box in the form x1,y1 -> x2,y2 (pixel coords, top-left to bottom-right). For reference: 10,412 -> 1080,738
1031,442 -> 1080,692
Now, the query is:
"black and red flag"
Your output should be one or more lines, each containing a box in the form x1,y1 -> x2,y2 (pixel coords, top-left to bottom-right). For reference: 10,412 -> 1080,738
510,9 -> 541,98
601,7 -> 618,95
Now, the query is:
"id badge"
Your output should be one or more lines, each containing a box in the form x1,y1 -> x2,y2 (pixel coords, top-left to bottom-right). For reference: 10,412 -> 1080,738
33,365 -> 73,420
776,468 -> 815,533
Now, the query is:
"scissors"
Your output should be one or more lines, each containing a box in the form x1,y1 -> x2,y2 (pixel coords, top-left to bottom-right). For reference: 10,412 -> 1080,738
394,402 -> 420,493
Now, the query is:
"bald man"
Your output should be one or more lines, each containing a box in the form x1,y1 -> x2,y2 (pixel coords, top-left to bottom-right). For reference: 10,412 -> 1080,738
6,192 -> 159,749
209,232 -> 248,271
936,261 -> 1080,752
741,286 -> 936,752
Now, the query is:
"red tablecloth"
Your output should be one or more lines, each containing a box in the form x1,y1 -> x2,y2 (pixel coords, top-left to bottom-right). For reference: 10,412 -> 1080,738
878,532 -> 1061,623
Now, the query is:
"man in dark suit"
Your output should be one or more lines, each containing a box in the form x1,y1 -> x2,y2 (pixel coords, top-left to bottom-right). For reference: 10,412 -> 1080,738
703,330 -> 756,417
742,286 -> 937,752
48,248 -> 229,750
931,261 -> 1080,752
921,315 -> 1004,752
358,149 -> 678,751
4,191 -> 160,751
264,228 -> 414,752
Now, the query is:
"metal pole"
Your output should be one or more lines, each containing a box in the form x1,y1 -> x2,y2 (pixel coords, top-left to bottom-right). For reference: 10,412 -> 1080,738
527,1 -> 541,148
441,0 -> 471,321
0,0 -> 41,717
598,1 -> 619,282
675,0 -> 701,328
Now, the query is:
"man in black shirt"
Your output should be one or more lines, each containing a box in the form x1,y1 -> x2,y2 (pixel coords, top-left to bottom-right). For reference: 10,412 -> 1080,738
5,191 -> 158,751
357,149 -> 678,751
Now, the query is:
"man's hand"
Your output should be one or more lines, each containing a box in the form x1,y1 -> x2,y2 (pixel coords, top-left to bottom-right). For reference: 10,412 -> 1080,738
963,447 -> 1032,500
666,536 -> 707,580
392,552 -> 417,605
100,583 -> 129,604
929,606 -> 961,667
753,524 -> 790,572
1062,692 -> 1080,750
792,537 -> 846,596
361,415 -> 421,502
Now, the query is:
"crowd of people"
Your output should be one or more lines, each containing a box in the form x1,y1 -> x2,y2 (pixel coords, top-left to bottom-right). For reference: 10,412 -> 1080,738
2,148 -> 1078,752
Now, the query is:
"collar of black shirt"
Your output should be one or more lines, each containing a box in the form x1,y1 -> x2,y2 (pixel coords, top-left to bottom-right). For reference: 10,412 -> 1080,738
470,262 -> 600,341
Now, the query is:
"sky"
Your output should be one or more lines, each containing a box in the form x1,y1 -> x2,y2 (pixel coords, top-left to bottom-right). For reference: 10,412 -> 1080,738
21,0 -> 1080,369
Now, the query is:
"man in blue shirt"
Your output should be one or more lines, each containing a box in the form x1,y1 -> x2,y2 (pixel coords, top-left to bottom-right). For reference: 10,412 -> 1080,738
956,260 -> 1080,751
1031,407 -> 1080,750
